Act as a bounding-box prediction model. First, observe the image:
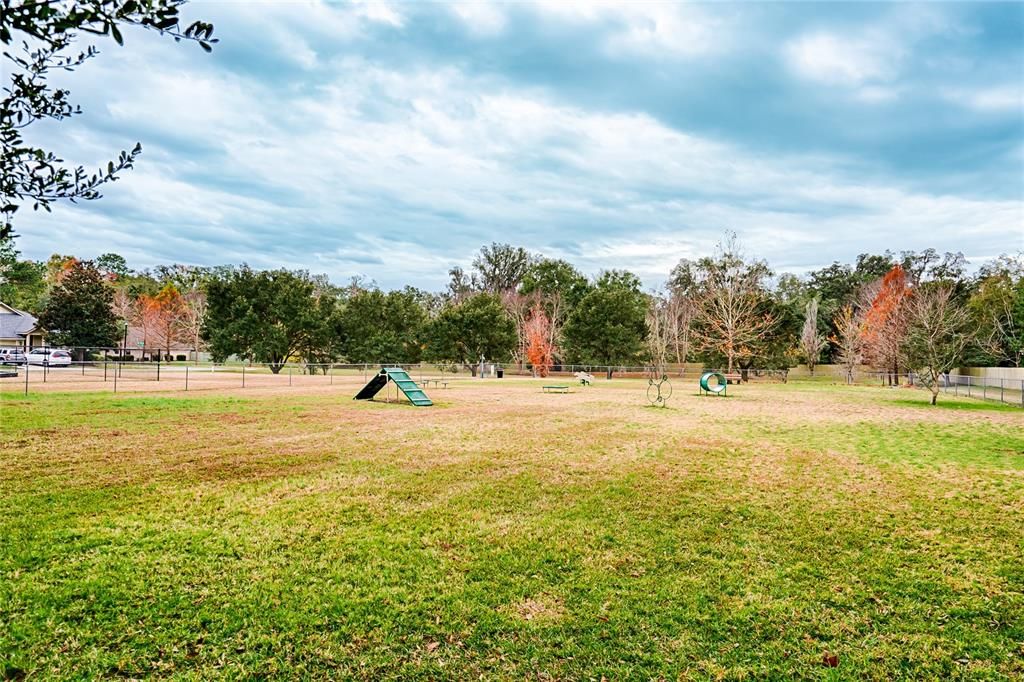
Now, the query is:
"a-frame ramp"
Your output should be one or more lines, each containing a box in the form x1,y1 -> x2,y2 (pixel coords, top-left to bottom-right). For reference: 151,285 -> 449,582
354,367 -> 433,406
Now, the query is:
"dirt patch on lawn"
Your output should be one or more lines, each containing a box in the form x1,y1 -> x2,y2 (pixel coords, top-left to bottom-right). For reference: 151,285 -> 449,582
503,594 -> 566,622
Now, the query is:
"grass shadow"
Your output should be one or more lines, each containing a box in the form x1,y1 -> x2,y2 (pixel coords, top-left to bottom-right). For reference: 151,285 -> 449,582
888,396 -> 1021,413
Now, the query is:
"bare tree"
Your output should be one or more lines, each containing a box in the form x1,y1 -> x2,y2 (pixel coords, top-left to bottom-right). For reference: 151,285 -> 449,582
831,304 -> 864,384
978,295 -> 1022,367
501,290 -> 537,370
903,284 -> 974,405
691,234 -> 776,373
532,291 -> 571,366
445,266 -> 477,304
109,288 -> 139,355
664,261 -> 698,367
970,255 -> 1024,367
646,295 -> 672,376
799,297 -> 828,375
178,289 -> 208,362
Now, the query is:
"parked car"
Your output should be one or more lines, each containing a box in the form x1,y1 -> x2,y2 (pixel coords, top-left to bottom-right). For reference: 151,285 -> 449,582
0,348 -> 27,365
26,348 -> 72,367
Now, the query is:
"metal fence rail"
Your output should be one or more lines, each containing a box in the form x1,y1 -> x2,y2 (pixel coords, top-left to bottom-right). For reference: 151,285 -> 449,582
940,373 -> 1024,407
1,360 -> 1021,407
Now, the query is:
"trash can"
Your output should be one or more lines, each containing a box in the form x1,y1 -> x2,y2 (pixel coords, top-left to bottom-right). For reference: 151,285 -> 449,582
496,368 -> 504,378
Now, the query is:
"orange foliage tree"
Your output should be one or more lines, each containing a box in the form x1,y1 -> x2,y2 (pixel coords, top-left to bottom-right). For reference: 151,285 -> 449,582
860,265 -> 911,385
138,284 -> 186,360
524,304 -> 554,377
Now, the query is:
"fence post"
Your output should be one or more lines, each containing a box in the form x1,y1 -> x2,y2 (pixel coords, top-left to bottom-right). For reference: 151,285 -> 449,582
185,366 -> 189,392
156,357 -> 161,382
983,380 -> 986,401
113,362 -> 118,393
242,365 -> 246,389
1000,378 -> 1004,404
81,359 -> 85,376
967,376 -> 971,398
289,366 -> 293,386
23,361 -> 28,396
104,359 -> 108,382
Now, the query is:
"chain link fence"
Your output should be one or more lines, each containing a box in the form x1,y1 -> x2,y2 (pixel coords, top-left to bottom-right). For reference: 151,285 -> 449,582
2,358 -> 1020,407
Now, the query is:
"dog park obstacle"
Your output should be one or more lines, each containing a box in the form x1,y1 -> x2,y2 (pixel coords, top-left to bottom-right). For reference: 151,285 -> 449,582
354,367 -> 433,406
699,372 -> 728,396
543,385 -> 570,393
647,374 -> 672,406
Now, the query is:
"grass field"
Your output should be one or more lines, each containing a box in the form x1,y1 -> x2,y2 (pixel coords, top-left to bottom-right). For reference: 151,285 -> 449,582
1,378 -> 1022,679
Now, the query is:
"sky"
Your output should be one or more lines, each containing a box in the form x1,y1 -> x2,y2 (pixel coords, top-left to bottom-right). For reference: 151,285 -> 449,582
17,0 -> 1024,290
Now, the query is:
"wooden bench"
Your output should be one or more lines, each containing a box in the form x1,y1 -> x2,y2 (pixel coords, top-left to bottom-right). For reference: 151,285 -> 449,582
543,385 -> 570,394
724,373 -> 742,384
574,371 -> 595,386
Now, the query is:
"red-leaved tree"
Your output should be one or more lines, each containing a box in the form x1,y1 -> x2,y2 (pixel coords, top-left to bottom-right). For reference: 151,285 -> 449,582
861,265 -> 911,385
525,305 -> 554,377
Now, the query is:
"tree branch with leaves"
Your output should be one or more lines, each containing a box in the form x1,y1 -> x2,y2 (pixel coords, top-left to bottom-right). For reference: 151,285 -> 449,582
1,0 -> 216,238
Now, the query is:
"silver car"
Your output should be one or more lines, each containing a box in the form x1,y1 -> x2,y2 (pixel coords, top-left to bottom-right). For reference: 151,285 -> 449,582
0,348 -> 27,365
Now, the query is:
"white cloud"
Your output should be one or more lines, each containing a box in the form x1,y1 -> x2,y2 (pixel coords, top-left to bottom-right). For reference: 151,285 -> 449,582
784,32 -> 900,87
13,2 -> 1020,288
783,5 -> 963,98
352,0 -> 404,28
531,0 -> 725,58
19,52 -> 1020,287
448,1 -> 507,36
942,85 -> 1023,113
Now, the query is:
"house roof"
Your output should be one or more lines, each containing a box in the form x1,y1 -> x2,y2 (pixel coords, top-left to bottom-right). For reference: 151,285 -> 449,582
0,303 -> 37,340
123,325 -> 194,351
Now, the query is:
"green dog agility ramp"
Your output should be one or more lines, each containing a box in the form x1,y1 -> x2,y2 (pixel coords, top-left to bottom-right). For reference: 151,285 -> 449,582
354,367 -> 433,406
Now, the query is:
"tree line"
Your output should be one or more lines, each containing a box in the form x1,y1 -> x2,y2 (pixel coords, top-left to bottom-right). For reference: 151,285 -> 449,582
2,234 -> 1021,393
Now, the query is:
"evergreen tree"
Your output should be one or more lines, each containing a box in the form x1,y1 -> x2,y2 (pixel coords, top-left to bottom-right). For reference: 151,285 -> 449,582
36,259 -> 119,358
563,270 -> 648,370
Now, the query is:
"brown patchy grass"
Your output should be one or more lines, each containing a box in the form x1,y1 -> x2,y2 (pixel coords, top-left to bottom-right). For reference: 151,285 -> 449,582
1,378 -> 1022,680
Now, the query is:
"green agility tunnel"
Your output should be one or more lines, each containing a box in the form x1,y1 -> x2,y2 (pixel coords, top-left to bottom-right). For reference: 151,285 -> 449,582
699,372 -> 727,396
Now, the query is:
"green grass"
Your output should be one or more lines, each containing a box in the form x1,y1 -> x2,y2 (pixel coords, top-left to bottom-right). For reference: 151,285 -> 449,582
1,383 -> 1022,680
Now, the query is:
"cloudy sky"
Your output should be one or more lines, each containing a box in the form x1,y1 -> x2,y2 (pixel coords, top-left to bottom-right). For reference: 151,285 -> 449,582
20,1 -> 1024,289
